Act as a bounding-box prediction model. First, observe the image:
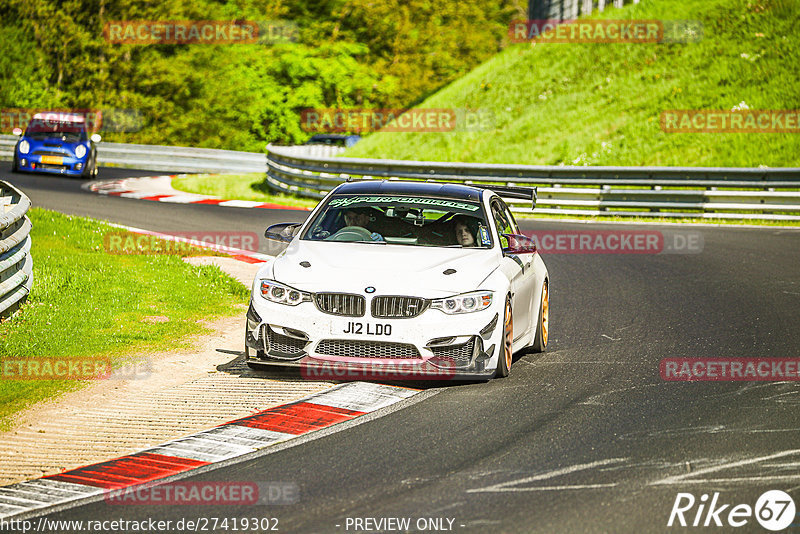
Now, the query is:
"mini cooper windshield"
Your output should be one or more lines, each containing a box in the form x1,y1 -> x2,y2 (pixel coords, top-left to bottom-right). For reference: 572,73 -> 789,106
25,119 -> 87,142
302,194 -> 493,248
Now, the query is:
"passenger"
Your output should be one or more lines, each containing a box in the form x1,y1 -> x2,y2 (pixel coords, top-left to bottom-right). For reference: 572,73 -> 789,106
452,215 -> 478,247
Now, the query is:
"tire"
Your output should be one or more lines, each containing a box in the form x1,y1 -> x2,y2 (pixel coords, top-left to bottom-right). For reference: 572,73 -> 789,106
531,281 -> 549,352
495,296 -> 513,378
11,155 -> 18,173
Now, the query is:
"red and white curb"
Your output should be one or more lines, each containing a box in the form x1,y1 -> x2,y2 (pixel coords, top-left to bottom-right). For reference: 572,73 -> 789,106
0,382 -> 421,519
86,176 -> 310,212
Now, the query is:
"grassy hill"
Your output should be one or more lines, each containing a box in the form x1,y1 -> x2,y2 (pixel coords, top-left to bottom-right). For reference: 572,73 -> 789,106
344,0 -> 800,167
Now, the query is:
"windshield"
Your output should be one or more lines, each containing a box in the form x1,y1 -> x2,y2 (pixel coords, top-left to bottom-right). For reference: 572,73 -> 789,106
24,120 -> 87,142
302,194 -> 493,248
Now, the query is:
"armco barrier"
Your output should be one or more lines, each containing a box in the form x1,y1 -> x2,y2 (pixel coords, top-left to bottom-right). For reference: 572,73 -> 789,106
0,181 -> 33,317
264,145 -> 800,221
0,135 -> 340,174
2,134 -> 799,221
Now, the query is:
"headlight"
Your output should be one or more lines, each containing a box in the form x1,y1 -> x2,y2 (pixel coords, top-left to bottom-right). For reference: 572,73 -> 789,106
18,140 -> 30,154
259,279 -> 311,306
74,144 -> 87,158
431,291 -> 493,314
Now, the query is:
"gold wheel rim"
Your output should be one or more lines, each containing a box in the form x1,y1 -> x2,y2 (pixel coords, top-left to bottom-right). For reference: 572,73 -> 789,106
504,299 -> 513,369
541,283 -> 549,346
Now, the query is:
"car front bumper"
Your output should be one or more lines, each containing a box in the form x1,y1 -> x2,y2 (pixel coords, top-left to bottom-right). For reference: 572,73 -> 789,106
245,296 -> 504,380
15,152 -> 87,175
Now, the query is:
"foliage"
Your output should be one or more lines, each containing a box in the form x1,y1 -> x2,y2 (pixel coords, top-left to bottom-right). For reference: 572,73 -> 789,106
0,0 -> 517,150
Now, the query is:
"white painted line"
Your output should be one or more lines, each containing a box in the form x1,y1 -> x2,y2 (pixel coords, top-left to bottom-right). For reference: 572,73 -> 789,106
306,382 -> 419,413
218,200 -> 266,208
650,449 -> 800,485
467,458 -> 628,493
198,425 -> 294,447
665,475 -> 800,484
118,191 -> 162,199
0,480 -> 102,517
482,483 -> 618,492
147,436 -> 256,462
100,221 -> 272,263
154,195 -> 207,204
22,479 -> 102,496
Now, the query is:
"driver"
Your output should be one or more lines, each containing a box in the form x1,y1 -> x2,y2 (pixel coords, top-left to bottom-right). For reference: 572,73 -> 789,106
342,208 -> 383,241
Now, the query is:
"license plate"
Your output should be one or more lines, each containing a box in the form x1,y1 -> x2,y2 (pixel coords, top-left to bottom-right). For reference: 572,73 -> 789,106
332,321 -> 394,336
40,155 -> 63,165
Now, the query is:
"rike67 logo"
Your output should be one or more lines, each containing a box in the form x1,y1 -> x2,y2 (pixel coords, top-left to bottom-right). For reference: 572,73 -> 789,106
668,490 -> 796,531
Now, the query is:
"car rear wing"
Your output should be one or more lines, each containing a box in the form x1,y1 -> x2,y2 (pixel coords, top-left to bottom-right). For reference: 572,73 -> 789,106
482,185 -> 537,210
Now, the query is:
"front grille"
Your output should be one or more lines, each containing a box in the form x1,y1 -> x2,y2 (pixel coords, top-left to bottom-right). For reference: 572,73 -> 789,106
371,296 -> 429,318
314,293 -> 365,317
33,150 -> 66,157
430,337 -> 476,367
266,327 -> 307,355
316,339 -> 420,359
36,163 -> 67,170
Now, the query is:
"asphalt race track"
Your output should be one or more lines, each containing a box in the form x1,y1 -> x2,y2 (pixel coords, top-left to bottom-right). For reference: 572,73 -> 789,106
4,167 -> 800,532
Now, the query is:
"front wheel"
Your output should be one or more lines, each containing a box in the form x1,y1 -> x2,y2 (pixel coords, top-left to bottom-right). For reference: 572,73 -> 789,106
531,281 -> 549,352
495,296 -> 513,378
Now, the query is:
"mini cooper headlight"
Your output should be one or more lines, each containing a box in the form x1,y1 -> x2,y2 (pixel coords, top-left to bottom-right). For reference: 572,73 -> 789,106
74,144 -> 87,158
260,279 -> 311,306
431,291 -> 493,314
18,140 -> 30,154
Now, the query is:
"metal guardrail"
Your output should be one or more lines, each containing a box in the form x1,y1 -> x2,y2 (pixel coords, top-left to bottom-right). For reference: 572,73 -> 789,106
0,135 -> 343,174
264,145 -> 800,221
3,133 -> 799,220
0,181 -> 33,317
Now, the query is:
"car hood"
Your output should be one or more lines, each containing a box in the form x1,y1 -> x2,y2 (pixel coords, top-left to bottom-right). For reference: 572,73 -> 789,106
269,240 -> 500,297
23,137 -> 86,157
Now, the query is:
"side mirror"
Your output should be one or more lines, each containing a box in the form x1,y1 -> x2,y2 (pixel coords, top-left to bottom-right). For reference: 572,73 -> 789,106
502,233 -> 537,255
90,133 -> 102,143
265,222 -> 302,243
12,128 -> 22,136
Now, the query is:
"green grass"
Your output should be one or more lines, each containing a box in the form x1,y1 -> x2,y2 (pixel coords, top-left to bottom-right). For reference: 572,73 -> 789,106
172,173 -> 319,209
344,0 -> 800,167
0,208 -> 249,430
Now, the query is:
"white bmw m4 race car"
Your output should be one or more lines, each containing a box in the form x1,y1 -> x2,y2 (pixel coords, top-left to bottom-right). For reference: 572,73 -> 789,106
245,180 -> 549,380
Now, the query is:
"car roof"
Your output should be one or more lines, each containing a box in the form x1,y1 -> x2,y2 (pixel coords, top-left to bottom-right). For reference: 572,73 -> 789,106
332,180 -> 485,202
